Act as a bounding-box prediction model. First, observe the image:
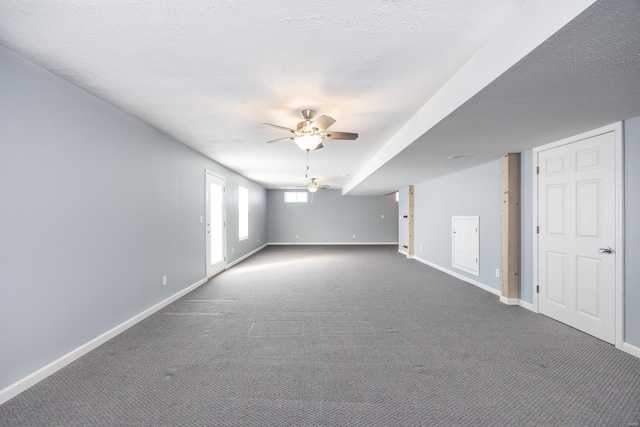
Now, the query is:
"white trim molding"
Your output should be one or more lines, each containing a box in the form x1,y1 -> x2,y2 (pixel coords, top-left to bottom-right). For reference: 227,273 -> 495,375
499,296 -> 520,306
268,242 -> 399,246
622,342 -> 640,359
518,299 -> 535,312
226,243 -> 268,269
413,255 -> 500,297
498,297 -> 535,311
0,277 -> 208,405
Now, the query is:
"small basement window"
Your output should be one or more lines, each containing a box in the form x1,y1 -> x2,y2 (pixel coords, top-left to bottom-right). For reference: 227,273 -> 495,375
284,191 -> 308,203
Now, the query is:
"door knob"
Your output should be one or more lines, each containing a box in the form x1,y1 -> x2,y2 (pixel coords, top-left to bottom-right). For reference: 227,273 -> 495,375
599,247 -> 613,254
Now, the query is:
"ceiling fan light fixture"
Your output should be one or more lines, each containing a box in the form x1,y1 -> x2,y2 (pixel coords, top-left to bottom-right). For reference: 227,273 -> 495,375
305,178 -> 328,192
294,134 -> 323,151
263,109 -> 357,150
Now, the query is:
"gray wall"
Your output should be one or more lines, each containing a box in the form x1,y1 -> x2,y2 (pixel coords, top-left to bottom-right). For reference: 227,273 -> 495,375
0,45 -> 267,390
624,116 -> 640,346
413,160 -> 502,291
267,190 -> 398,244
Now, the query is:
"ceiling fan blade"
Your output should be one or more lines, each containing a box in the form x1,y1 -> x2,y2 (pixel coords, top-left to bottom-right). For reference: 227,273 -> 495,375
262,123 -> 296,132
315,142 -> 324,150
323,131 -> 358,140
311,115 -> 336,131
318,185 -> 329,189
265,136 -> 293,143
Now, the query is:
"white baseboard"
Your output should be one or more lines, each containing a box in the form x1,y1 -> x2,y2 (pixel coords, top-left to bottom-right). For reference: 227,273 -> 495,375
268,242 -> 398,246
398,249 -> 408,256
412,256 -> 501,297
622,342 -> 640,359
226,243 -> 267,269
0,277 -> 208,405
498,297 -> 535,312
411,257 -> 539,311
499,296 -> 520,306
517,299 -> 535,312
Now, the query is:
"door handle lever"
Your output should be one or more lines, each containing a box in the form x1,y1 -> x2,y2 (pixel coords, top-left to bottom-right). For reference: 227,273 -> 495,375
599,247 -> 613,254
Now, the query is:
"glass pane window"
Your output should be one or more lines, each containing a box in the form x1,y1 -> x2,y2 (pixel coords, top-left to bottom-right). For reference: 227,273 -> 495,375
284,191 -> 308,203
210,182 -> 223,264
239,186 -> 248,240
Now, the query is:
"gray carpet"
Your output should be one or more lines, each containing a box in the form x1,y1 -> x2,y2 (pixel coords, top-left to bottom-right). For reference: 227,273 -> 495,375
2,245 -> 640,426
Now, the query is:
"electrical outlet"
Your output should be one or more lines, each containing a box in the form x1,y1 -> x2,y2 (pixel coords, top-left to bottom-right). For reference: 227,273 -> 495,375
200,216 -> 203,224
162,276 -> 167,286
296,234 -> 298,238
232,248 -> 234,254
353,234 -> 356,239
495,269 -> 500,278
419,245 -> 422,251
381,214 -> 384,219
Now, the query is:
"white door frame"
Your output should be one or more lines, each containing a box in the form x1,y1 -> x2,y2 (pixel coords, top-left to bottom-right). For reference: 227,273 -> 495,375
205,170 -> 226,278
532,122 -> 624,349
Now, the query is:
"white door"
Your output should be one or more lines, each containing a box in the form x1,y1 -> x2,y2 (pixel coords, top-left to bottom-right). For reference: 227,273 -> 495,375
452,216 -> 479,276
538,130 -> 617,343
206,172 -> 226,278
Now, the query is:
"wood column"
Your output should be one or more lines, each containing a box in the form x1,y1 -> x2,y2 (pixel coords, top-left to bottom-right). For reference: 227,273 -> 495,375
501,153 -> 520,300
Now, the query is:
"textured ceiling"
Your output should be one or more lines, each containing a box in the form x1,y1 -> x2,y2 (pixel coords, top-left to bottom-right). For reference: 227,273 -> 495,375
346,0 -> 640,194
1,1 -> 639,194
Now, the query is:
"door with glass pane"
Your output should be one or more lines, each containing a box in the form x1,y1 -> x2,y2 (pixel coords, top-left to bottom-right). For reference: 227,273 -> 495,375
206,172 -> 226,278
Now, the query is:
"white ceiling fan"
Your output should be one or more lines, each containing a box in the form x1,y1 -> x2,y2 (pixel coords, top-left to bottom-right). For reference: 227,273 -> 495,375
262,109 -> 358,152
305,178 -> 329,193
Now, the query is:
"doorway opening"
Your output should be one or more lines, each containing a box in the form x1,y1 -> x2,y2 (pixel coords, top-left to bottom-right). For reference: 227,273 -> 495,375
206,171 -> 226,278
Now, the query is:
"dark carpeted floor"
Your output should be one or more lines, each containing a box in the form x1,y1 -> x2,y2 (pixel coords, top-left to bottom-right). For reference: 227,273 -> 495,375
1,245 -> 640,426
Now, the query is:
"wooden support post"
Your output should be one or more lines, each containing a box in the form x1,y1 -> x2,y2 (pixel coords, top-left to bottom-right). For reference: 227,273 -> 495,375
501,153 -> 520,300
408,185 -> 415,257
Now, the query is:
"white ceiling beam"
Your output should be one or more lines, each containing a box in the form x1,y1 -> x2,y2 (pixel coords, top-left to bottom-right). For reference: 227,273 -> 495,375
342,0 -> 597,195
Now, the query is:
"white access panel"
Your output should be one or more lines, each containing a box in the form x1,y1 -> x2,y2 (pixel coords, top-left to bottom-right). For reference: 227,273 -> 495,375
452,216 -> 479,276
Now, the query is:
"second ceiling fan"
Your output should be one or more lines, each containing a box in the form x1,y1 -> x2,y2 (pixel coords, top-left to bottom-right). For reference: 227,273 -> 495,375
303,178 -> 329,193
263,109 -> 358,152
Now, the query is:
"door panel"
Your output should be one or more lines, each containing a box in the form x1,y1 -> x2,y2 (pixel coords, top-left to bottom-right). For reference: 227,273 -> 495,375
577,181 -> 599,237
205,172 -> 225,278
538,131 -> 616,343
545,252 -> 566,306
546,185 -> 565,235
575,256 -> 600,317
